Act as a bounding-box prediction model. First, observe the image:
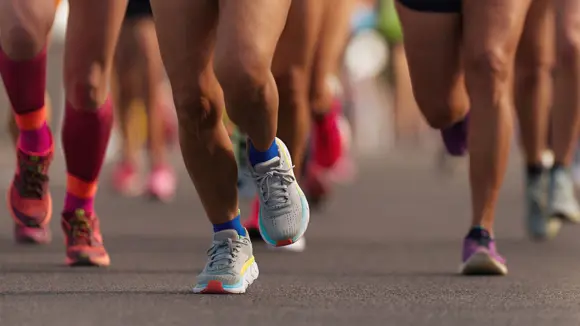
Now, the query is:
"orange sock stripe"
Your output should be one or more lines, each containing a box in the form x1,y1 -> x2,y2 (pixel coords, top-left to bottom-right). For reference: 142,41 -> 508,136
66,175 -> 98,198
14,107 -> 47,130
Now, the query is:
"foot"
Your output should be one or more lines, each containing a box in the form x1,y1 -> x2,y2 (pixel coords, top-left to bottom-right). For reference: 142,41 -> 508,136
193,229 -> 259,294
549,165 -> 580,223
112,162 -> 141,197
61,209 -> 110,267
526,168 -> 560,240
460,227 -> 507,276
147,165 -> 176,203
8,148 -> 53,244
441,114 -> 468,157
243,196 -> 261,240
249,138 -> 310,247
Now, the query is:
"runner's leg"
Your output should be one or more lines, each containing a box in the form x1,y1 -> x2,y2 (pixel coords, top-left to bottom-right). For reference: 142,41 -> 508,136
60,0 -> 128,266
548,0 -> 580,224
0,0 -> 56,244
514,0 -> 556,239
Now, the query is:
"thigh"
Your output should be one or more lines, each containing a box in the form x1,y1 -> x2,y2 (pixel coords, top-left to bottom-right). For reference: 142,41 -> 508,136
272,0 -> 324,76
462,0 -> 533,73
149,0 -> 219,103
395,2 -> 465,109
215,0 -> 291,72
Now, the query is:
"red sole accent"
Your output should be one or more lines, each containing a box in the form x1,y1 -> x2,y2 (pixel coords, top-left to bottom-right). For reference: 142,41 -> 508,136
200,280 -> 229,294
275,239 -> 294,247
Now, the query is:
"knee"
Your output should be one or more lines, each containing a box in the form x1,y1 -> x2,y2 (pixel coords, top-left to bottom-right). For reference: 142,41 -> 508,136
173,76 -> 222,138
274,66 -> 309,99
515,57 -> 552,89
464,48 -> 511,89
556,27 -> 580,70
0,23 -> 49,59
214,50 -> 271,103
66,63 -> 110,111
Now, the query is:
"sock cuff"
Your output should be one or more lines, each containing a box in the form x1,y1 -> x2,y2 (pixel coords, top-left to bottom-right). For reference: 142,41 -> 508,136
66,174 -> 98,198
14,106 -> 47,130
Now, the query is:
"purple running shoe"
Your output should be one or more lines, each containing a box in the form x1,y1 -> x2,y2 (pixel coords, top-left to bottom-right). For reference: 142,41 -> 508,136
460,226 -> 507,276
441,114 -> 469,156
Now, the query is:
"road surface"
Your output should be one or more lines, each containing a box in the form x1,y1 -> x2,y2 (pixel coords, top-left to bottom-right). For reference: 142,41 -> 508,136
1,149 -> 579,326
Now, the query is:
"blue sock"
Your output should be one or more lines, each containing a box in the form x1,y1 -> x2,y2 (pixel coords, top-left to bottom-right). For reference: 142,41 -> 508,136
248,139 -> 279,166
213,214 -> 247,236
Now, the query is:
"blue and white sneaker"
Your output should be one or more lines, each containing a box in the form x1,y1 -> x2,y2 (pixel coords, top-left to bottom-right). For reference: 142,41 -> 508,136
193,229 -> 259,294
249,137 -> 310,247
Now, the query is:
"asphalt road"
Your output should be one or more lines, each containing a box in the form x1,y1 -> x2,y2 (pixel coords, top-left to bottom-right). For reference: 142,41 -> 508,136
1,150 -> 580,326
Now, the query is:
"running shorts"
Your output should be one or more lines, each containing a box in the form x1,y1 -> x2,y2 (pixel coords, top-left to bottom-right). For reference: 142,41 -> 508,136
378,0 -> 403,43
125,0 -> 153,19
397,0 -> 461,13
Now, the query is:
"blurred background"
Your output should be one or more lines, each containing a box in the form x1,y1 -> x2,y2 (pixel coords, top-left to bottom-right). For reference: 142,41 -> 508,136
0,0 -> 446,178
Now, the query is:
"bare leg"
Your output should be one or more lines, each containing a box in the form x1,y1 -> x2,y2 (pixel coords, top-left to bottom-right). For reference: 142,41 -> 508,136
462,0 -> 533,230
150,0 -> 235,224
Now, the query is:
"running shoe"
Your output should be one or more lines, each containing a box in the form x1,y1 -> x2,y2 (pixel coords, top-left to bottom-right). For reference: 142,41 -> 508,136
147,165 -> 176,203
249,137 -> 310,247
525,169 -> 560,240
8,147 -> 53,244
193,229 -> 259,294
61,209 -> 110,267
112,161 -> 141,197
441,114 -> 469,157
312,107 -> 343,169
460,227 -> 507,276
548,165 -> 580,223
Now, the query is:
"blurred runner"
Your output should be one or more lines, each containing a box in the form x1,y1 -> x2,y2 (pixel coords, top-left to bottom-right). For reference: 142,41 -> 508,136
516,0 -> 580,241
303,0 -> 356,208
514,0 -> 558,239
396,0 -> 534,275
0,0 -> 128,266
111,0 -> 177,202
150,0 -> 309,294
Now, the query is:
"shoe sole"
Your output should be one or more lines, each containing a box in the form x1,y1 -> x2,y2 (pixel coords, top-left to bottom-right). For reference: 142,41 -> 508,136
193,261 -> 259,294
459,251 -> 508,276
267,237 -> 306,253
550,211 -> 580,224
530,217 -> 562,241
66,254 -> 111,267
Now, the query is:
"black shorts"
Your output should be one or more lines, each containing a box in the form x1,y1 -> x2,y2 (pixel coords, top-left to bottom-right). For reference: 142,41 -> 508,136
125,0 -> 152,20
397,0 -> 461,13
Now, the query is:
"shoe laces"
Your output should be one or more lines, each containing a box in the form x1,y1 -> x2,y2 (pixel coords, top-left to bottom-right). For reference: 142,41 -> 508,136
207,237 -> 247,270
68,209 -> 94,246
17,155 -> 49,199
251,161 -> 295,211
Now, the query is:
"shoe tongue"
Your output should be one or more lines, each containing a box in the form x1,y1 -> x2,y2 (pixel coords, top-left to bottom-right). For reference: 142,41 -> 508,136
254,157 -> 280,174
213,229 -> 240,242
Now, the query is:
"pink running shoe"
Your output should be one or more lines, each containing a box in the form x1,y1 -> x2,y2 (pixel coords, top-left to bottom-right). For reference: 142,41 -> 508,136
112,162 -> 141,197
147,165 -> 176,203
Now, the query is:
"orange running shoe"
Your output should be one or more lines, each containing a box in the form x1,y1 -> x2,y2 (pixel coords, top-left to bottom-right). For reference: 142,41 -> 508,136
61,209 -> 110,267
8,148 -> 53,244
